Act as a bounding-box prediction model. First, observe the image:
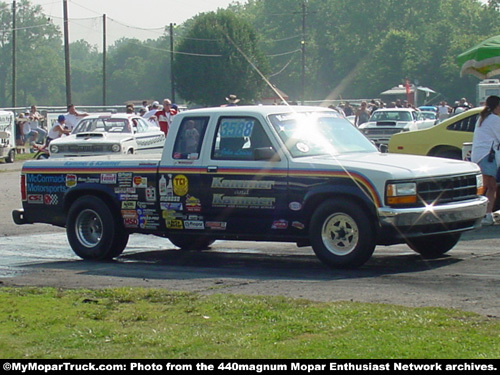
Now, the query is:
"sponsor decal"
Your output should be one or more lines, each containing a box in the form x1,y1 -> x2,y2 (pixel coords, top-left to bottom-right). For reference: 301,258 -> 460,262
146,187 -> 156,201
121,210 -> 138,219
160,202 -> 183,211
27,194 -> 44,204
173,174 -> 188,196
292,221 -> 305,230
100,173 -> 117,184
162,210 -> 178,220
271,219 -> 288,230
211,177 -> 275,190
124,217 -> 139,228
137,208 -> 157,216
118,172 -> 133,187
289,201 -> 302,211
206,221 -> 227,230
26,174 -> 67,194
185,195 -> 201,212
212,194 -> 275,209
184,220 -> 205,230
119,194 -> 138,201
115,187 -> 136,194
137,201 -> 155,208
77,176 -> 100,184
160,195 -> 181,202
133,176 -> 148,188
121,201 -> 136,210
44,194 -> 58,205
166,219 -> 183,229
66,174 -> 77,187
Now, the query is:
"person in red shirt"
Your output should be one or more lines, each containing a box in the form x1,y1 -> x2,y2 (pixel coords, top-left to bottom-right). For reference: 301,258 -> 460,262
154,99 -> 175,135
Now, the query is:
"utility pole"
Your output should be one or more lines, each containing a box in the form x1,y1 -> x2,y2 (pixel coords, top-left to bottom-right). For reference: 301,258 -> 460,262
12,1 -> 16,108
103,14 -> 107,106
63,0 -> 72,105
170,23 -> 175,103
301,1 -> 306,105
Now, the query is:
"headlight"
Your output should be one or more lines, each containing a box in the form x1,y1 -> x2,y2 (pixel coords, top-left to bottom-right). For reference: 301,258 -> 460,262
111,144 -> 121,152
50,145 -> 59,153
386,182 -> 417,205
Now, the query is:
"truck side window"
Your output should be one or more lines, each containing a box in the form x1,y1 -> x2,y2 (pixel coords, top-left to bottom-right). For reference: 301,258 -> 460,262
172,117 -> 209,160
212,117 -> 272,160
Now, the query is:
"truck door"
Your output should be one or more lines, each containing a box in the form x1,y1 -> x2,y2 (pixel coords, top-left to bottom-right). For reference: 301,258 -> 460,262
158,116 -> 210,232
201,115 -> 289,236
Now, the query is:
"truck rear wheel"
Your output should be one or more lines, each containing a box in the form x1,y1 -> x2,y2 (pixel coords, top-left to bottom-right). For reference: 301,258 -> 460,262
67,196 -> 129,260
309,199 -> 376,268
406,233 -> 460,258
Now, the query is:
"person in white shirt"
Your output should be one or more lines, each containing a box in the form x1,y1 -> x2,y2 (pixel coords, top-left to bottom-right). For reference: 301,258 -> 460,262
46,115 -> 71,146
437,101 -> 451,122
471,95 -> 500,225
64,104 -> 88,131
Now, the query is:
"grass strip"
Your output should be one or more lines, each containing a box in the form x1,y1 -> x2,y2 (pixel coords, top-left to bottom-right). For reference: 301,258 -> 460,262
0,287 -> 498,359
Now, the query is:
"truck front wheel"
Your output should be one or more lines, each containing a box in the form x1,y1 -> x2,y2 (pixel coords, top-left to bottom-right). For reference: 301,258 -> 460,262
169,235 -> 215,250
67,196 -> 129,260
5,149 -> 15,163
406,233 -> 460,258
309,199 -> 376,268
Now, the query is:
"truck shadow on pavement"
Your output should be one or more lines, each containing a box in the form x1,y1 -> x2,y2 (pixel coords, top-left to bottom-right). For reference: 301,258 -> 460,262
22,246 -> 461,282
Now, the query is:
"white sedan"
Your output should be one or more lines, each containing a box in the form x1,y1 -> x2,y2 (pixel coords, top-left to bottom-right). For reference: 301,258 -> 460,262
49,114 -> 165,157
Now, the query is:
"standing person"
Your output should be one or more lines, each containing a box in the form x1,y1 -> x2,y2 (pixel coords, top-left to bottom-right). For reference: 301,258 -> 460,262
471,95 -> 500,225
22,111 -> 39,148
28,105 -> 47,144
143,101 -> 159,120
354,101 -> 370,127
224,94 -> 240,107
437,101 -> 451,122
64,104 -> 88,132
342,101 -> 354,116
46,115 -> 70,146
154,98 -> 175,135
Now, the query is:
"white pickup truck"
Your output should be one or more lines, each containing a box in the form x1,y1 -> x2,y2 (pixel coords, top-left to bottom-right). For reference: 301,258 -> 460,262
13,106 -> 487,268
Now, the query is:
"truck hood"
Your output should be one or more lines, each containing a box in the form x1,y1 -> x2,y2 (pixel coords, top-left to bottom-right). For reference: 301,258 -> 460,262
292,152 -> 480,180
52,132 -> 133,144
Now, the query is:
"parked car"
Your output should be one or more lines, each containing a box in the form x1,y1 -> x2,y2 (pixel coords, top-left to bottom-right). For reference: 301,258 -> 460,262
49,114 -> 165,157
387,107 -> 481,160
358,108 -> 425,150
414,110 -> 438,130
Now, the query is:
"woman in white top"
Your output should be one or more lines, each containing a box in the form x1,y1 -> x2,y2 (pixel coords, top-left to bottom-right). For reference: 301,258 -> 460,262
471,95 -> 500,225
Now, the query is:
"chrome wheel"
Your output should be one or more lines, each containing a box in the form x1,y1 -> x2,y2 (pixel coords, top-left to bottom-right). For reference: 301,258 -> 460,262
321,212 -> 359,256
75,209 -> 103,248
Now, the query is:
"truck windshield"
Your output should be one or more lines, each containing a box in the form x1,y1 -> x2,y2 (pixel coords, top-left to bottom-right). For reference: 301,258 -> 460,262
269,111 -> 377,158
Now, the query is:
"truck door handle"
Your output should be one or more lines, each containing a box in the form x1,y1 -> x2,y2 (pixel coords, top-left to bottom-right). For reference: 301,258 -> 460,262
207,166 -> 218,173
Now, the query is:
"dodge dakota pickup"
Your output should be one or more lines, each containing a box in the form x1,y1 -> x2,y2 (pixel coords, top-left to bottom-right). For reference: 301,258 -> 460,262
12,106 -> 488,268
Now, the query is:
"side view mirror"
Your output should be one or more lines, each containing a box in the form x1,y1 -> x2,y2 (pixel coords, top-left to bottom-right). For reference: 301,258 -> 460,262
253,147 -> 280,161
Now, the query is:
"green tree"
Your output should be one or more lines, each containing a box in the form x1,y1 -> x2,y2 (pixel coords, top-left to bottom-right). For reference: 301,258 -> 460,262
173,9 -> 269,106
0,0 -> 64,107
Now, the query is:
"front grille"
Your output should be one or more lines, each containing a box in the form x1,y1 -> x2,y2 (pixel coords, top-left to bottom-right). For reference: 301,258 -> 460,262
417,174 -> 478,206
66,145 -> 107,153
363,128 -> 403,137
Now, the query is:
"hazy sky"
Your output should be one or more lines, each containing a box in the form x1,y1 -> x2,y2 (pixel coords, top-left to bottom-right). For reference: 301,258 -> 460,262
31,0 -> 238,26
28,0 -> 239,44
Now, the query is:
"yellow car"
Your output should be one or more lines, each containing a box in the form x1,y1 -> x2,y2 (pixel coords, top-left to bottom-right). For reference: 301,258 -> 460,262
387,108 -> 481,159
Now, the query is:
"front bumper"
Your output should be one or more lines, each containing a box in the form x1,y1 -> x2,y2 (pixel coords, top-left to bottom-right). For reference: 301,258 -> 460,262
377,196 -> 488,243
